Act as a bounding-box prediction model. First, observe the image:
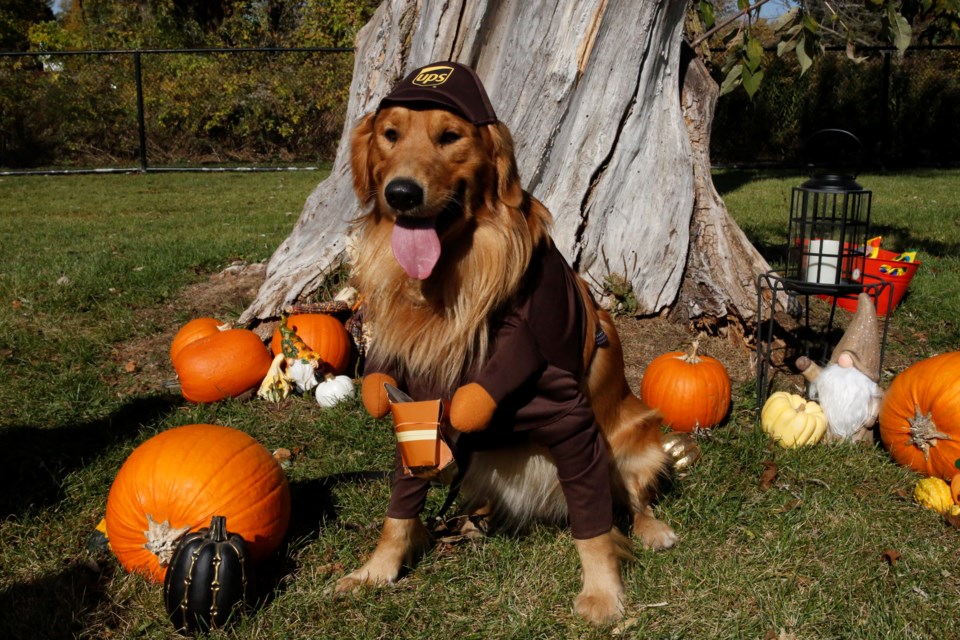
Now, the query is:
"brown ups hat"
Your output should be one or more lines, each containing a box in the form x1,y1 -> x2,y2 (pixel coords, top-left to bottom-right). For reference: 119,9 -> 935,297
378,61 -> 498,125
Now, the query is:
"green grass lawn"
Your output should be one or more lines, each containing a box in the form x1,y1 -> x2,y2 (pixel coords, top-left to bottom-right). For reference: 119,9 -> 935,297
0,169 -> 958,639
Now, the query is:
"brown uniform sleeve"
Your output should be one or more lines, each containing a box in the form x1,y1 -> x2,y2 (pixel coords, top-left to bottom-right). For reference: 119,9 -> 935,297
470,312 -> 545,404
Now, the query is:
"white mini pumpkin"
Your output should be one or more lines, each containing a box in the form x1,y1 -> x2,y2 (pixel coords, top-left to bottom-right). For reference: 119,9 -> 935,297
315,374 -> 355,407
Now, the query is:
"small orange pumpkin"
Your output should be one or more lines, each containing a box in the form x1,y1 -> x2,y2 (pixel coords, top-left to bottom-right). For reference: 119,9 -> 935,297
878,351 -> 960,480
174,329 -> 272,403
270,314 -> 350,374
640,340 -> 731,432
105,424 -> 291,583
170,317 -> 229,364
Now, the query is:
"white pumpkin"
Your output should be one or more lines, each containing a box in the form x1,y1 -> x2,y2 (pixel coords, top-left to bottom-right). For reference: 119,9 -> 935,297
315,374 -> 355,407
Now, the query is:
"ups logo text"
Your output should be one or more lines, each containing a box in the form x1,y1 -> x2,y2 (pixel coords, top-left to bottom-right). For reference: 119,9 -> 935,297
413,65 -> 454,87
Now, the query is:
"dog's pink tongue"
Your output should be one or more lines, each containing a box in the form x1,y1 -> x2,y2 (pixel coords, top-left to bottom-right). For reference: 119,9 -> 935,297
391,217 -> 441,280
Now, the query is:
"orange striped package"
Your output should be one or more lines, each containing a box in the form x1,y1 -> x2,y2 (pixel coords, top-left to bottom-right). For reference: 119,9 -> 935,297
390,399 -> 456,479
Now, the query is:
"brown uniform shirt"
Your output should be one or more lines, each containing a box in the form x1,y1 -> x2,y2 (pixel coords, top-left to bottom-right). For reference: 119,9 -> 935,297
366,240 -> 613,539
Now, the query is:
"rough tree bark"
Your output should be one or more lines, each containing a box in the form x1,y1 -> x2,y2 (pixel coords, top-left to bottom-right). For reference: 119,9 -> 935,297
239,0 -> 772,327
674,46 -> 775,324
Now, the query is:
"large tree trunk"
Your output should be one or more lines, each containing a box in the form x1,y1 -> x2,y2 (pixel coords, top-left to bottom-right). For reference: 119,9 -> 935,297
240,0 -> 771,326
673,46 -> 775,325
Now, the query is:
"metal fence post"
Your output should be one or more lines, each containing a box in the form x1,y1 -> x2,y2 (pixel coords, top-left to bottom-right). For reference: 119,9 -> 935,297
134,50 -> 147,173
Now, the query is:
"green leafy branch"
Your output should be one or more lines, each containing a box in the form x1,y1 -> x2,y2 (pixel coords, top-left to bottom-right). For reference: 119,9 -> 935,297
690,0 -> 955,100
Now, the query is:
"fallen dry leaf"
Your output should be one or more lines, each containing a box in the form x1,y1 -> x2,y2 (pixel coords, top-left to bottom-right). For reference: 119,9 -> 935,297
759,461 -> 778,491
123,360 -> 138,373
612,617 -> 640,636
882,549 -> 901,565
778,499 -> 803,513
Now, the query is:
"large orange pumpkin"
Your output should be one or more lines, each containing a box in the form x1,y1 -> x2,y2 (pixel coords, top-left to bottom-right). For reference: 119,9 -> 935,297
640,340 -> 731,432
878,351 -> 960,480
105,424 -> 291,583
270,314 -> 351,374
174,329 -> 272,403
169,317 -> 229,364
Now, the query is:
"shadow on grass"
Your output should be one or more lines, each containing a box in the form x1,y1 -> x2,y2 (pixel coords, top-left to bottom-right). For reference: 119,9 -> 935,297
0,557 -> 114,640
740,221 -> 960,271
0,472 -> 388,638
252,471 -> 390,603
869,222 -> 960,259
711,168 -> 800,196
712,170 -> 763,196
0,394 -> 181,518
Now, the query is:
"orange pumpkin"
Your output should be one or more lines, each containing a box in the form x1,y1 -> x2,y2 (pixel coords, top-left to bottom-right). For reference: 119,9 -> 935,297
105,424 -> 291,583
878,351 -> 960,480
270,314 -> 351,374
174,329 -> 272,403
170,317 -> 228,364
640,340 -> 731,432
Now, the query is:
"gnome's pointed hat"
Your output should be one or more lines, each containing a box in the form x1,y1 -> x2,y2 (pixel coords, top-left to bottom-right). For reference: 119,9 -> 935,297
829,292 -> 881,382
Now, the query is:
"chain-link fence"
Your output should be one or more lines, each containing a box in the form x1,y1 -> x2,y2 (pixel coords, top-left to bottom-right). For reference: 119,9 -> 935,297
711,45 -> 960,168
2,45 -> 957,173
0,47 -> 353,174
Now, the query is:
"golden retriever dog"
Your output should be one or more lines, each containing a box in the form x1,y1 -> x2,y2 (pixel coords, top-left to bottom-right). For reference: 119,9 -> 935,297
333,62 -> 675,625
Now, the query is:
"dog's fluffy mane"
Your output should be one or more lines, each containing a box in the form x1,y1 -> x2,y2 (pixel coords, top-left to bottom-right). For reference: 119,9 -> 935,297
350,114 -> 551,396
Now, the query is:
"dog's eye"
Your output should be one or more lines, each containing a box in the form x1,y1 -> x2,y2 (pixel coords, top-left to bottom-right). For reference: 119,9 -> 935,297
438,130 -> 462,146
383,128 -> 399,143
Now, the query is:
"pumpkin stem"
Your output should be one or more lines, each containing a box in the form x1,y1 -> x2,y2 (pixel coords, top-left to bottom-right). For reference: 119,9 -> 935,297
208,515 -> 228,543
907,406 -> 953,461
683,339 -> 702,364
143,514 -> 191,567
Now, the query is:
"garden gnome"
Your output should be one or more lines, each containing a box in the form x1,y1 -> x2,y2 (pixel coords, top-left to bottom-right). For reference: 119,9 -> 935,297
795,292 -> 884,442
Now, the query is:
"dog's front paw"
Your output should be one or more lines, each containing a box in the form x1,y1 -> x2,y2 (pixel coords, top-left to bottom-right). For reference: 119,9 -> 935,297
329,567 -> 397,595
633,515 -> 678,550
574,589 -> 624,625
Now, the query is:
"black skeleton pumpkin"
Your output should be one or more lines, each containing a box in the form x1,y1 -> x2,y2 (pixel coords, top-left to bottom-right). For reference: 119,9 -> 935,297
163,515 -> 250,632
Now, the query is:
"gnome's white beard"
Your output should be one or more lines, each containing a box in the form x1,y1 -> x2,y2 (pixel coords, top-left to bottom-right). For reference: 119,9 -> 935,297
809,364 -> 883,439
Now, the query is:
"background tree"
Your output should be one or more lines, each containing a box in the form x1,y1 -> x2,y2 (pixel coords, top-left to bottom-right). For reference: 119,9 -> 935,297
7,0 -> 380,168
0,0 -> 53,50
32,0 -> 380,48
710,0 -> 959,97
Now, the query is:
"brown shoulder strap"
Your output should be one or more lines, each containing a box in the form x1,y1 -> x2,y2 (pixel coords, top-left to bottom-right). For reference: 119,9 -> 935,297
573,274 -> 601,370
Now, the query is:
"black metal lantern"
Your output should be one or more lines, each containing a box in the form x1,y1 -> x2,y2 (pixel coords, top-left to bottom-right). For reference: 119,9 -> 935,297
754,129 -> 891,409
783,130 -> 872,287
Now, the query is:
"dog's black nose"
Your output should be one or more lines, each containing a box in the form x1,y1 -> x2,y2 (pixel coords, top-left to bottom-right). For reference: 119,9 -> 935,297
384,178 -> 424,211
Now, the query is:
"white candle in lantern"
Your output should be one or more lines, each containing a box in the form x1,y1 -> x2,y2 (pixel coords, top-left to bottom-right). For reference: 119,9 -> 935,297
806,239 -> 840,284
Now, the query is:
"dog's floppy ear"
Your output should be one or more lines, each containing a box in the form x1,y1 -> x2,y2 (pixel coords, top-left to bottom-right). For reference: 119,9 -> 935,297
350,112 -> 377,205
484,122 -> 524,210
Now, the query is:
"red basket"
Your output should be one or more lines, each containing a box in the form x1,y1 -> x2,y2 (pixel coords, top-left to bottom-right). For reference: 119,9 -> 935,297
834,248 -> 920,315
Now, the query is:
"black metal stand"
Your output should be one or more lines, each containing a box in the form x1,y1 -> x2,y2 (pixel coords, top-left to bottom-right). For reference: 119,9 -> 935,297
755,272 -> 893,409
